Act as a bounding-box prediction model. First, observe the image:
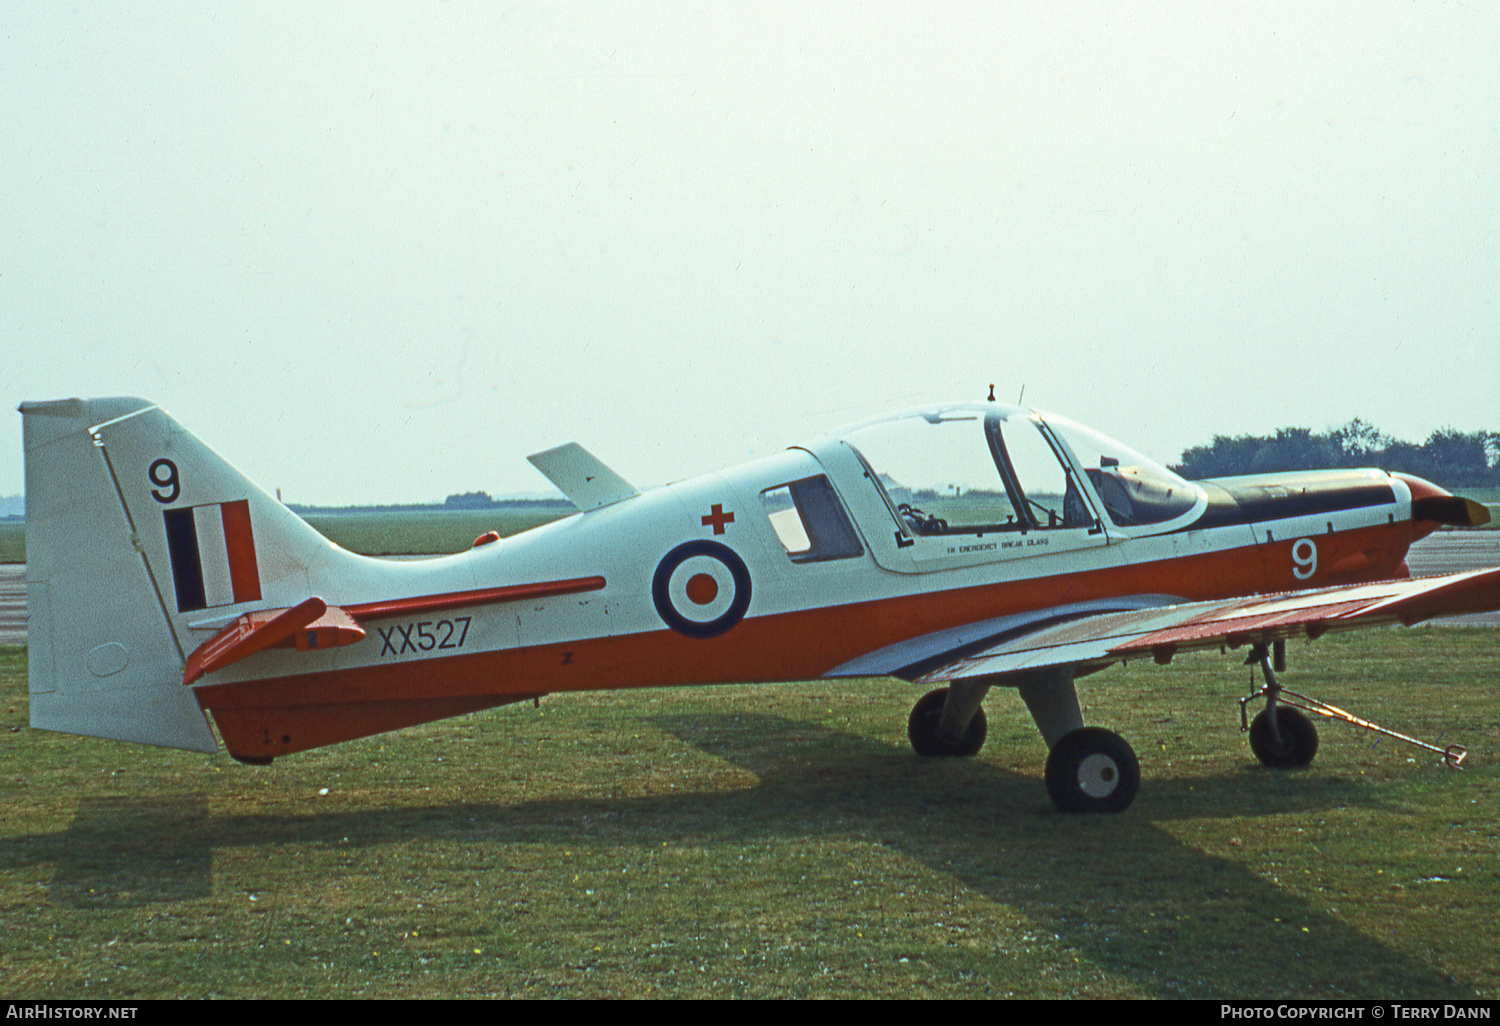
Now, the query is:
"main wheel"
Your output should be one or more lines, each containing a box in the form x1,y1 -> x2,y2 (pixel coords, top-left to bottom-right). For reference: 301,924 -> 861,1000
907,687 -> 987,757
1248,707 -> 1319,768
1044,727 -> 1140,813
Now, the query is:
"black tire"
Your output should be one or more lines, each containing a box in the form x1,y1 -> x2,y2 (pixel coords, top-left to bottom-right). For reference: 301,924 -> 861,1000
907,687 -> 987,757
1249,707 -> 1319,768
1044,727 -> 1140,813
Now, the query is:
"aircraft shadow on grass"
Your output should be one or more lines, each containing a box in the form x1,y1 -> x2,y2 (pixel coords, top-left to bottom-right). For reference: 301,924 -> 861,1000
0,712 -> 1476,999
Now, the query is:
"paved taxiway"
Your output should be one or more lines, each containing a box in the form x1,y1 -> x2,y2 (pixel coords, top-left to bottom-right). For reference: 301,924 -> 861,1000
1,532 -> 1496,649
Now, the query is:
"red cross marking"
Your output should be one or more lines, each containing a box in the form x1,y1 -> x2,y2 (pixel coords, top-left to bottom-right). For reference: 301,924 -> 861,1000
702,503 -> 735,535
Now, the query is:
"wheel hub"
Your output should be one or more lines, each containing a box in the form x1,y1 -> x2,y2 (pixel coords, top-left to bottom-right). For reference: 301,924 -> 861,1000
1076,753 -> 1120,797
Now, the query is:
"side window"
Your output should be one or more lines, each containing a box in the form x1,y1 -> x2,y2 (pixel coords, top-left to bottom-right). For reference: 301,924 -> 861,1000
760,476 -> 864,563
845,414 -> 1025,535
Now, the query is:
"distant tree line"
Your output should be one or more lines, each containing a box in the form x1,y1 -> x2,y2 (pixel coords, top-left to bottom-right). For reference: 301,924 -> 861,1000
1173,419 -> 1500,488
286,493 -> 574,516
440,492 -> 576,511
443,490 -> 497,509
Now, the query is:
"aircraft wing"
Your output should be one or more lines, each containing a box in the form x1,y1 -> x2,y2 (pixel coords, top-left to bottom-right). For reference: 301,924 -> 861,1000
912,567 -> 1500,687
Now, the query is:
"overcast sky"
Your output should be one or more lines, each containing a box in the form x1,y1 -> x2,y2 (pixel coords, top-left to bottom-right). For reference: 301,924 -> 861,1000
4,2 -> 1496,505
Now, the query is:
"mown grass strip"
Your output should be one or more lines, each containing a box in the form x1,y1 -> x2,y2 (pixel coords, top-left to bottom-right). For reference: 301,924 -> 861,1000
0,510 -> 567,564
1,628 -> 1496,998
0,524 -> 22,564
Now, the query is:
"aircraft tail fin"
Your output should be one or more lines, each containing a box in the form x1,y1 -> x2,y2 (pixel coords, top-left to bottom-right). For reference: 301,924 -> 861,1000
20,397 -> 348,752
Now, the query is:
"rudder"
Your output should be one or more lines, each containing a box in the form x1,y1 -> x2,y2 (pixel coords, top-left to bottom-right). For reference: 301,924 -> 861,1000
21,397 -> 349,752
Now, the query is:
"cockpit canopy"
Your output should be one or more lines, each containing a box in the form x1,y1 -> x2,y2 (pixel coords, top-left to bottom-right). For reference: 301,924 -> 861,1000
1040,411 -> 1200,528
838,403 -> 1199,536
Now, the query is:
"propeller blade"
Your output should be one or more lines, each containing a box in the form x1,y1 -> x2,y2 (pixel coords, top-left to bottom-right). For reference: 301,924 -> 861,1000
1412,494 -> 1491,528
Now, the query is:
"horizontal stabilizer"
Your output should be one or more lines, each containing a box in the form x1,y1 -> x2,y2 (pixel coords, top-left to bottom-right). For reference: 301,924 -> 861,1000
183,598 -> 365,685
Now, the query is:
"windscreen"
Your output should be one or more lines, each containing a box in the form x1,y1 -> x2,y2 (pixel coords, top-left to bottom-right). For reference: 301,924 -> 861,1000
1040,413 -> 1200,527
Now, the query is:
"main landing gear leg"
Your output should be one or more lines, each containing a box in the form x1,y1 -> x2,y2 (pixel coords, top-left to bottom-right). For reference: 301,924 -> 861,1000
1021,667 -> 1140,814
907,682 -> 990,757
1017,668 -> 1084,748
907,668 -> 1142,813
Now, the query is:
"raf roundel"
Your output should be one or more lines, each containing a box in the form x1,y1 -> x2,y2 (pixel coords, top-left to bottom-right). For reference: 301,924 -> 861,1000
652,540 -> 753,639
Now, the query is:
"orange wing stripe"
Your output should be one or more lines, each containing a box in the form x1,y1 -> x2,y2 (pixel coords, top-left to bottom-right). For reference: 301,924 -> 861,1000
1111,597 -> 1377,654
1113,568 -> 1500,656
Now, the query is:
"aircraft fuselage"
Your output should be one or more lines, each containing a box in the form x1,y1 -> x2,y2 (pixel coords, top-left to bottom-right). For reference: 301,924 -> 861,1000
189,403 -> 1444,762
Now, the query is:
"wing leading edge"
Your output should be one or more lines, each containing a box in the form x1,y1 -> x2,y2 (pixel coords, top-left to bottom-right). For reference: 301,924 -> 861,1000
914,568 -> 1500,688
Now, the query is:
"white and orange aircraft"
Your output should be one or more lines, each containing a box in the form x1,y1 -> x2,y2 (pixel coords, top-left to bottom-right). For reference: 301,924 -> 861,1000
19,395 -> 1500,812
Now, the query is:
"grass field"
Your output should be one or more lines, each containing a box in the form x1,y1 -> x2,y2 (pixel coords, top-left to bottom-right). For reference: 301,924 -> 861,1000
301,510 -> 569,557
0,629 -> 1496,999
0,510 -> 567,563
1,523 -> 25,563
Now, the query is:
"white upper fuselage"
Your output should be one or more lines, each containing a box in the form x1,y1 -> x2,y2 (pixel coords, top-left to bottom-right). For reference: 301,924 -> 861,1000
196,401 -> 1418,694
